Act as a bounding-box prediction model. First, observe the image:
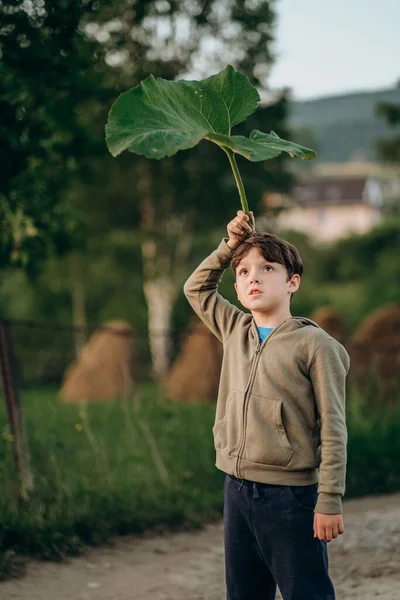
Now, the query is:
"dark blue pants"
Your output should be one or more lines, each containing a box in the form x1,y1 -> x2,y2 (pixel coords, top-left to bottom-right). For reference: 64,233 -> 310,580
224,474 -> 336,600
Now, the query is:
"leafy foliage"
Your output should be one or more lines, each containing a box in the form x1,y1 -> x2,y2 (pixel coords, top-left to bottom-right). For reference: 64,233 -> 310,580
0,0 -> 106,275
307,217 -> 400,327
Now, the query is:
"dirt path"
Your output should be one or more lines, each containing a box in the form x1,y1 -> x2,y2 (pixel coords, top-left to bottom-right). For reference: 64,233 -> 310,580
2,491 -> 400,600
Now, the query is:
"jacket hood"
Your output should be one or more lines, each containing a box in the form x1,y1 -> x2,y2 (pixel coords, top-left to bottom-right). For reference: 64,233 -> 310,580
289,316 -> 321,329
250,315 -> 320,343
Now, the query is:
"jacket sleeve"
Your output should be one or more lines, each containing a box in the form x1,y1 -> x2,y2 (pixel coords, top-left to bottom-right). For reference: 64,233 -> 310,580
183,237 -> 244,343
309,338 -> 350,515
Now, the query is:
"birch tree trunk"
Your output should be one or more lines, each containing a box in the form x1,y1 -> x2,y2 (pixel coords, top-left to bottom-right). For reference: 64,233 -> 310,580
141,227 -> 193,380
138,160 -> 193,381
143,274 -> 176,380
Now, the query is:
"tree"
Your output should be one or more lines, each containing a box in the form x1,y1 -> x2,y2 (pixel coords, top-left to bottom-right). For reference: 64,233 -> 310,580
0,0 -> 107,276
375,81 -> 400,163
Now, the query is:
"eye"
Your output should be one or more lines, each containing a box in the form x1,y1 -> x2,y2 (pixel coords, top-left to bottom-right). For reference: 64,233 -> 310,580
240,266 -> 272,275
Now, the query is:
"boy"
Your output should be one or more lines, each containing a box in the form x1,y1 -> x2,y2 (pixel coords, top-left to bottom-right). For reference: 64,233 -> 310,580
183,210 -> 350,600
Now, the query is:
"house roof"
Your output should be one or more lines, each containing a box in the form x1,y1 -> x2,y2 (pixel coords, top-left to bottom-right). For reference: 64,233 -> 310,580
294,177 -> 369,205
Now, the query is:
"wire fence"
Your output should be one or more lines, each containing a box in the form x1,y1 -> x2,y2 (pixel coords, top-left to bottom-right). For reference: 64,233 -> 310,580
0,317 -> 195,388
2,317 -> 400,394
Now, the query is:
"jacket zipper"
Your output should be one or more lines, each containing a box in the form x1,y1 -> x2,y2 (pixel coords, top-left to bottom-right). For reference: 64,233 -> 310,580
235,320 -> 289,478
235,342 -> 261,477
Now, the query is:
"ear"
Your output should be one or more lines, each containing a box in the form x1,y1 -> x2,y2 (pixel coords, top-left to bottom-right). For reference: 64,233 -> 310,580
288,274 -> 301,293
234,281 -> 238,295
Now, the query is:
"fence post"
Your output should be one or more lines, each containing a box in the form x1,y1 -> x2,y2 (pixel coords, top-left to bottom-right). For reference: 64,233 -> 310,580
0,319 -> 34,500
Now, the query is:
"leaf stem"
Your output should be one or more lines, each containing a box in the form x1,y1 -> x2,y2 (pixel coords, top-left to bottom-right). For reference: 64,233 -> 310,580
224,148 -> 254,231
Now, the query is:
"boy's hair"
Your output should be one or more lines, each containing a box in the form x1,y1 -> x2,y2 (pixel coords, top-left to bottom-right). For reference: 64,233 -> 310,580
231,232 -> 304,302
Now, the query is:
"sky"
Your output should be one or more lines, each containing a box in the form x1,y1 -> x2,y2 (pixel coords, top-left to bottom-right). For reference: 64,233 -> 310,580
269,0 -> 400,100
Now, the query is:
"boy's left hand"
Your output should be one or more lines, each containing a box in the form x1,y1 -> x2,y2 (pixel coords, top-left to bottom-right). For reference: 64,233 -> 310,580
313,513 -> 344,542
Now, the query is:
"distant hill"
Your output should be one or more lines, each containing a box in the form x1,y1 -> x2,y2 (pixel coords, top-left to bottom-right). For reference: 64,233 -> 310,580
289,87 -> 400,163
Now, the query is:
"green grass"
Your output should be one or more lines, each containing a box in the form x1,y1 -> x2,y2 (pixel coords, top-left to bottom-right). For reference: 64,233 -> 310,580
0,382 -> 399,580
0,383 -> 224,578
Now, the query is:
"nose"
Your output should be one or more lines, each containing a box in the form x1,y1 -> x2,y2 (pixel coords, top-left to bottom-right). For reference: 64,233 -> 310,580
250,276 -> 260,285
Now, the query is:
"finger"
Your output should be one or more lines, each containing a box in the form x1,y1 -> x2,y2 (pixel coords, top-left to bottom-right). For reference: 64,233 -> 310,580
241,222 -> 252,232
229,220 -> 242,231
233,219 -> 245,229
331,524 -> 339,539
234,220 -> 249,232
324,526 -> 333,542
237,216 -> 252,231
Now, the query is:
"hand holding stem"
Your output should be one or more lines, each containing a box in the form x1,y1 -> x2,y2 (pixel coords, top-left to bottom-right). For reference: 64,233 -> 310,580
227,210 -> 256,250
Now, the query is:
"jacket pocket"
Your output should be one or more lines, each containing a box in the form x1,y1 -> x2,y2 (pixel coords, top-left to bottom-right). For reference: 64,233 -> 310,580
212,390 -> 242,455
243,394 -> 294,467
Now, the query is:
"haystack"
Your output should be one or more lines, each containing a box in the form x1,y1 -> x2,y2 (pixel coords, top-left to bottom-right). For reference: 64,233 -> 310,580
310,306 -> 348,345
348,304 -> 400,400
60,320 -> 135,403
162,316 -> 223,403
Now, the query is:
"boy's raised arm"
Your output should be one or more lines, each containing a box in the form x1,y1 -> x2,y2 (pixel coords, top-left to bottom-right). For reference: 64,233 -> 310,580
183,238 -> 241,343
183,211 -> 254,343
309,339 -> 351,515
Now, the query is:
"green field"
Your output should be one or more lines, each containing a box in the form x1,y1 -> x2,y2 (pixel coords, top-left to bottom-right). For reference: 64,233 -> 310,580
1,383 -> 399,579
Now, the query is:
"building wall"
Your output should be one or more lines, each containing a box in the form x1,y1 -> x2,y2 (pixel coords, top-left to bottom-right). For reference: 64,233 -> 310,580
276,202 -> 382,242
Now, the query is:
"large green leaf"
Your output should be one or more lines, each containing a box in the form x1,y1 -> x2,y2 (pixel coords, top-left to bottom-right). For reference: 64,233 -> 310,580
105,65 -> 316,162
105,65 -> 260,158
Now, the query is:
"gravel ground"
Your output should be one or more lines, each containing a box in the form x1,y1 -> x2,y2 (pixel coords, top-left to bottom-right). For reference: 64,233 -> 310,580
2,491 -> 400,600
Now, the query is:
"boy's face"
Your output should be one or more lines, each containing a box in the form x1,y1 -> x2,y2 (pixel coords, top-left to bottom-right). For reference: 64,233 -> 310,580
234,247 -> 300,314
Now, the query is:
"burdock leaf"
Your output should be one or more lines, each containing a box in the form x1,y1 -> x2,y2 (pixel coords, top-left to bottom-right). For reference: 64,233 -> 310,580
105,65 -> 260,158
105,64 -> 316,219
